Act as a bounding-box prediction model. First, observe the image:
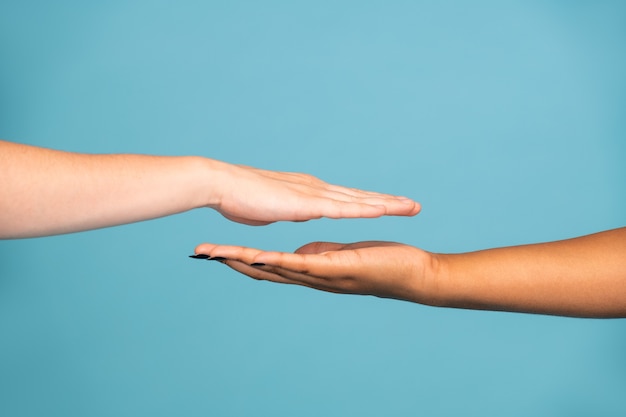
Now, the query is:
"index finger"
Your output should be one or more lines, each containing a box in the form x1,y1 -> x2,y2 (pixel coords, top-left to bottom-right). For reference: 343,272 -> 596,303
193,243 -> 334,275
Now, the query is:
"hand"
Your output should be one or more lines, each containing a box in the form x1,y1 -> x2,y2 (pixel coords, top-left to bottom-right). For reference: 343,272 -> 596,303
193,241 -> 437,304
207,162 -> 421,226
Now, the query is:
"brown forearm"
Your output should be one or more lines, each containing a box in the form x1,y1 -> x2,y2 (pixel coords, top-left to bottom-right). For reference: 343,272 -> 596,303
433,228 -> 626,318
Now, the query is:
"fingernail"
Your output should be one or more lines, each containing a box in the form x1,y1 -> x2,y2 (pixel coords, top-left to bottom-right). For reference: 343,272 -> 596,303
250,263 -> 266,267
189,254 -> 210,259
209,257 -> 227,262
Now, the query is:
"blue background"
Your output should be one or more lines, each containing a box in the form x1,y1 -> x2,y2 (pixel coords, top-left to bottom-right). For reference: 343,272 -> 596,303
1,1 -> 625,416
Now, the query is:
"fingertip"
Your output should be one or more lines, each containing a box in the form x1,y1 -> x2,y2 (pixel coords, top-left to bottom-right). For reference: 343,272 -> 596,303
390,199 -> 421,216
410,201 -> 422,216
194,243 -> 215,254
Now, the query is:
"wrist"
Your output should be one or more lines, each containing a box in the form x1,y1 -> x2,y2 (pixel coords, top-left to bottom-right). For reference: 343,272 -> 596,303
427,251 -> 494,312
191,156 -> 229,209
396,247 -> 449,307
419,251 -> 452,308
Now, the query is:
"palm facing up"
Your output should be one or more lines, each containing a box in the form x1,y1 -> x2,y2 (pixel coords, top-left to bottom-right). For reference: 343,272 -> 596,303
194,240 -> 435,303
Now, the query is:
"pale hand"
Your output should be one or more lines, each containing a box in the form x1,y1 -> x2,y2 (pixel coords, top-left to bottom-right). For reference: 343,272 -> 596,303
208,162 -> 421,226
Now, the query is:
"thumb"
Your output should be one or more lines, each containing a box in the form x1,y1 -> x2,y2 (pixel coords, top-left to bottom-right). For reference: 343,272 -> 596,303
295,241 -> 347,255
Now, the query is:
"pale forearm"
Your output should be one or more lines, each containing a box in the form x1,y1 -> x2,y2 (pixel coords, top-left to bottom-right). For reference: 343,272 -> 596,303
0,140 -> 216,238
434,228 -> 626,318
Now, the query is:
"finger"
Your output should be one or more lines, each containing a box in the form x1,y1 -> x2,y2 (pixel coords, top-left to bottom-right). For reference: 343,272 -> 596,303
323,183 -> 415,200
194,242 -> 219,254
194,245 -> 361,293
253,167 -> 418,207
309,198 -> 387,219
194,243 -> 357,284
225,260 -> 344,294
251,250 -> 330,274
194,243 -> 335,277
298,177 -> 419,210
251,250 -> 367,286
193,243 -> 265,263
309,183 -> 413,205
258,169 -> 409,202
225,260 -> 303,285
306,193 -> 420,218
345,196 -> 420,216
385,198 -> 421,216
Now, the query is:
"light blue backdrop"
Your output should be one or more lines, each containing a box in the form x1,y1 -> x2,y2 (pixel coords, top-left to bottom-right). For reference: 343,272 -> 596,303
1,1 -> 625,416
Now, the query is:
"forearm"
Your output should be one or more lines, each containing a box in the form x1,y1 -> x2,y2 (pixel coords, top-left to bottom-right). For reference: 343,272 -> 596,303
433,228 -> 626,318
0,140 -> 218,238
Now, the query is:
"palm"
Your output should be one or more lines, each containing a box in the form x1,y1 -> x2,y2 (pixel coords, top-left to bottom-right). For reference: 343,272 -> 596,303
194,240 -> 430,303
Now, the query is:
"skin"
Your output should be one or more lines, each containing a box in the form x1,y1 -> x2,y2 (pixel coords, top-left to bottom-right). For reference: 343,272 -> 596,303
194,227 -> 626,318
0,140 -> 420,238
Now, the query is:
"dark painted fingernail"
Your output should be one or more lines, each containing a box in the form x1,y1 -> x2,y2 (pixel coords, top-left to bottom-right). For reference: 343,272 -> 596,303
251,263 -> 266,267
189,254 -> 210,259
209,257 -> 227,262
